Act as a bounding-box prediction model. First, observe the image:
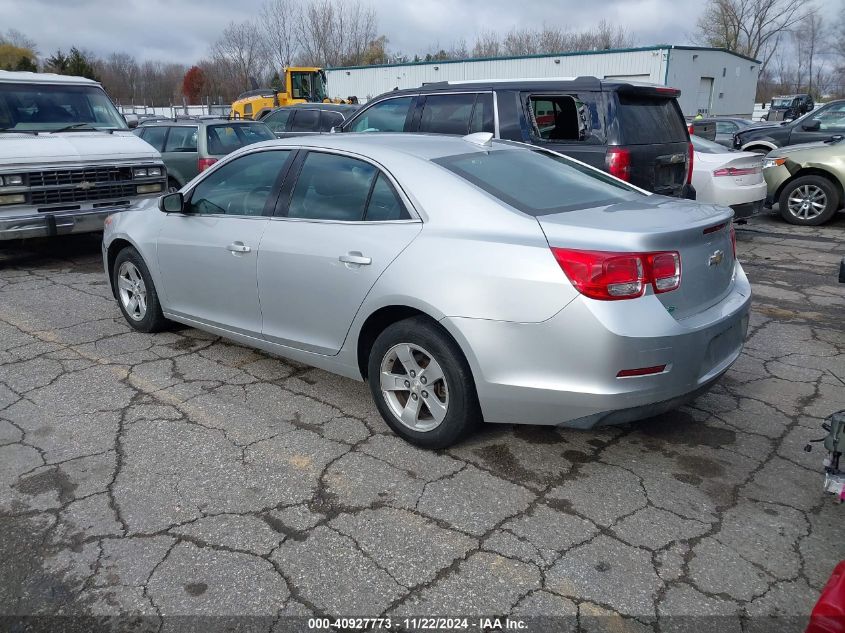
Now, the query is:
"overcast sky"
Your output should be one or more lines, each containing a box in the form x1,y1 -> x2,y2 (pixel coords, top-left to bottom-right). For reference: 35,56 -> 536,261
0,0 -> 840,64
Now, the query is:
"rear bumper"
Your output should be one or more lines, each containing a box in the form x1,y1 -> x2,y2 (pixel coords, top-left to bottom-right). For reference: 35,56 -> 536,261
0,208 -> 123,241
731,199 -> 765,219
442,263 -> 751,428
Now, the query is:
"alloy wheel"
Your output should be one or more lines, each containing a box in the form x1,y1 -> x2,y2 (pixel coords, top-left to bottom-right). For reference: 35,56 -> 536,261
379,343 -> 449,432
117,261 -> 148,321
787,184 -> 827,220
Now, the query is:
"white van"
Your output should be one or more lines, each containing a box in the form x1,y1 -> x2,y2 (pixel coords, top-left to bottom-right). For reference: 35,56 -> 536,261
0,71 -> 166,240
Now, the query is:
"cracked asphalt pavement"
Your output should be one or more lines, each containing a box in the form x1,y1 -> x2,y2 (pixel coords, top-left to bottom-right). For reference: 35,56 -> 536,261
0,212 -> 843,632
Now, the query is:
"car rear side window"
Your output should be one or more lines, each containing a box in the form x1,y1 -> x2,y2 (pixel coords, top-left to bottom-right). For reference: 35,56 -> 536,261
528,95 -> 593,142
348,97 -> 413,132
140,126 -> 167,151
615,94 -> 687,144
287,152 -> 377,221
419,93 -> 477,135
164,126 -> 198,152
206,124 -> 275,155
434,149 -> 641,216
290,109 -> 320,132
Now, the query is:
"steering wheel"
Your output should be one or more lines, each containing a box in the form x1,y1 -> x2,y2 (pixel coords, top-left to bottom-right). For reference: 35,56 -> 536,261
242,186 -> 273,215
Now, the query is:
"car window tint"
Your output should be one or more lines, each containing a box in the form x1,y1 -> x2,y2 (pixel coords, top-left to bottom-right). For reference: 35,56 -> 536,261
263,109 -> 293,133
365,174 -> 409,221
186,150 -> 291,216
469,93 -> 494,133
419,93 -> 476,135
206,124 -> 275,155
290,109 -> 321,132
320,110 -> 344,131
529,95 -> 592,142
434,149 -> 641,216
140,126 -> 167,151
287,152 -> 376,221
616,95 -> 687,144
164,126 -> 198,152
349,97 -> 413,132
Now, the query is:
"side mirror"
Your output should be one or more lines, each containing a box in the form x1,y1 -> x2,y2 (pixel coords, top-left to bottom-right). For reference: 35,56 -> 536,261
803,120 -> 821,132
159,192 -> 184,213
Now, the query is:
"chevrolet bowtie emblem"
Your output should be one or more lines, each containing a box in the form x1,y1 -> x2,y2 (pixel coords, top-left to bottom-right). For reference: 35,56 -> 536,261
77,181 -> 95,190
708,249 -> 724,266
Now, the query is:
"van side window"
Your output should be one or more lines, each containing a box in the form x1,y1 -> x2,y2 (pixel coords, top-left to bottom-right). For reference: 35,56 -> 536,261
419,93 -> 477,135
528,95 -> 591,142
349,97 -> 413,132
469,93 -> 494,133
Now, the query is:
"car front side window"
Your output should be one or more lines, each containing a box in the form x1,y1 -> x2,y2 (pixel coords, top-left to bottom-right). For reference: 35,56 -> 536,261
264,109 -> 292,133
185,150 -> 292,216
348,97 -> 413,133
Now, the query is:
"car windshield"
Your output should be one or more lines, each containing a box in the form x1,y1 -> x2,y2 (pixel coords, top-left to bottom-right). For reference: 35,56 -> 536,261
691,135 -> 732,154
434,148 -> 643,216
0,82 -> 127,131
771,98 -> 794,108
205,123 -> 275,155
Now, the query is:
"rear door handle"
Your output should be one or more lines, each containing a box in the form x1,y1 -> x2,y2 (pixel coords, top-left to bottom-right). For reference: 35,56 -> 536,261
227,241 -> 251,253
339,252 -> 371,265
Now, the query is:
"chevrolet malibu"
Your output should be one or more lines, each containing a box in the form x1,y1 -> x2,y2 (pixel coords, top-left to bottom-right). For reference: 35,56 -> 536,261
103,133 -> 751,448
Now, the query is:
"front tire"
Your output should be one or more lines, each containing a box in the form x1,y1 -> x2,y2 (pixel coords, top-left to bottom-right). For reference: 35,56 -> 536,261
367,316 -> 481,449
112,247 -> 170,333
778,176 -> 839,225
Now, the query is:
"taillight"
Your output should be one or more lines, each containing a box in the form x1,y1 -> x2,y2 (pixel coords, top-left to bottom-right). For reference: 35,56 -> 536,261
730,225 -> 737,259
712,166 -> 761,177
687,142 -> 694,184
198,157 -> 218,172
688,123 -> 695,135
606,148 -> 631,181
551,249 -> 681,301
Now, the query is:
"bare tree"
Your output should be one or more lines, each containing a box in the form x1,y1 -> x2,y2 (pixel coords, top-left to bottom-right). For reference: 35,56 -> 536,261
1,29 -> 38,54
695,0 -> 811,72
260,0 -> 299,71
472,30 -> 501,58
97,52 -> 140,103
792,10 -> 824,96
212,20 -> 267,92
295,0 -> 378,67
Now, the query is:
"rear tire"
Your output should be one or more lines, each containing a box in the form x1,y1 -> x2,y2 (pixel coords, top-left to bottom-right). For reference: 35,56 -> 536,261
778,175 -> 839,226
112,246 -> 170,333
367,316 -> 481,449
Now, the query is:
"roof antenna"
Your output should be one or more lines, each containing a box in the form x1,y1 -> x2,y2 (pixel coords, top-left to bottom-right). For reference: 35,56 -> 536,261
463,132 -> 493,147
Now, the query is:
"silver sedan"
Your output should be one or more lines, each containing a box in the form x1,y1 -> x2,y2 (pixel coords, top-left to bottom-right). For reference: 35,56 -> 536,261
103,133 -> 751,448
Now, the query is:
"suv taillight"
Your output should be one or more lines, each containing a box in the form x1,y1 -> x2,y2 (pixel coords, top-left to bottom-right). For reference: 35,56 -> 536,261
198,158 -> 218,172
687,142 -> 694,184
551,248 -> 681,301
606,148 -> 631,181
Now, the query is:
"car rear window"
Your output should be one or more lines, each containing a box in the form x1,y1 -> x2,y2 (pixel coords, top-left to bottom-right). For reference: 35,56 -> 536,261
615,95 -> 687,144
206,124 -> 275,155
434,149 -> 642,216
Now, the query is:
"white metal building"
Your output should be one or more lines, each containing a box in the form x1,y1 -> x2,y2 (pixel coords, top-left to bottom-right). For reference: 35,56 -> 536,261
325,45 -> 760,117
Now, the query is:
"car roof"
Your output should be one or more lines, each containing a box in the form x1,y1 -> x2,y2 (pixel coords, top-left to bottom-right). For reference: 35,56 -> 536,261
369,76 -> 680,99
0,70 -> 101,86
246,132 -> 529,162
139,118 -> 266,127
268,104 -> 358,113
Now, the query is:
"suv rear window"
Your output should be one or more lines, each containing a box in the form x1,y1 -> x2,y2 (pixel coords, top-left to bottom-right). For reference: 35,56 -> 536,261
206,124 -> 275,155
615,95 -> 687,144
434,149 -> 641,216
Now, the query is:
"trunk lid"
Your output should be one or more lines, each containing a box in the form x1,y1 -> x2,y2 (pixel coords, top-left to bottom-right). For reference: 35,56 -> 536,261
537,196 -> 736,320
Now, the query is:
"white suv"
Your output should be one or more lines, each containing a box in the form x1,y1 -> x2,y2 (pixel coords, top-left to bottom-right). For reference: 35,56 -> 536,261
0,71 -> 166,240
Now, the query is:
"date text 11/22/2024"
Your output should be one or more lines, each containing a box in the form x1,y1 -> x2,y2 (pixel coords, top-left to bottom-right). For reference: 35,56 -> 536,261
307,617 -> 528,630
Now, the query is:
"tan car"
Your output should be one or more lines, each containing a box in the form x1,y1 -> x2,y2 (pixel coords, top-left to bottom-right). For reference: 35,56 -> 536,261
763,137 -> 845,225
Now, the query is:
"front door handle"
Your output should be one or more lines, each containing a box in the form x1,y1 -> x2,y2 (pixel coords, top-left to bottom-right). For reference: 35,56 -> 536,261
227,241 -> 251,253
339,252 -> 371,266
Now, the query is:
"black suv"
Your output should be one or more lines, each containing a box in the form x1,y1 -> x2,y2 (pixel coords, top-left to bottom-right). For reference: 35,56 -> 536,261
735,99 -> 845,153
339,78 -> 694,198
262,103 -> 359,138
762,94 -> 814,121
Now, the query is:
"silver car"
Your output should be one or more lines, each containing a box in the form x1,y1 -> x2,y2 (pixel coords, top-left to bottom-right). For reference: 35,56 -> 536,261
103,133 -> 751,448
